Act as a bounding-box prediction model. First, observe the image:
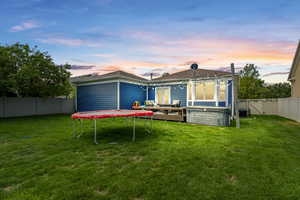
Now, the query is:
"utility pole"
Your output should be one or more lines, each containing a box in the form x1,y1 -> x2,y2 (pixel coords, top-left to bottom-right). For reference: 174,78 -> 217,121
231,63 -> 240,128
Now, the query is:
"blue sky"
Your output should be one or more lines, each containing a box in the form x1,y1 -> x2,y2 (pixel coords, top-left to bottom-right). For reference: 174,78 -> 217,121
1,0 -> 300,82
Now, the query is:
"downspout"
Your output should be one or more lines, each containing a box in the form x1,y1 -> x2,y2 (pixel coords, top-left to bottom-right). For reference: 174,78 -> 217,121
117,80 -> 120,109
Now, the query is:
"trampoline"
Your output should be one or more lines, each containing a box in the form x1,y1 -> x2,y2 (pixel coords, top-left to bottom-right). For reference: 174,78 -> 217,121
71,109 -> 154,144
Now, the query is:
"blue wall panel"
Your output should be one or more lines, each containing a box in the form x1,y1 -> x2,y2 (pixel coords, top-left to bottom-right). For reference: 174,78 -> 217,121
148,87 -> 155,100
193,101 -> 216,107
227,80 -> 232,107
188,101 -> 225,107
218,101 -> 226,107
120,82 -> 147,109
77,82 -> 117,111
147,84 -> 187,106
171,84 -> 187,106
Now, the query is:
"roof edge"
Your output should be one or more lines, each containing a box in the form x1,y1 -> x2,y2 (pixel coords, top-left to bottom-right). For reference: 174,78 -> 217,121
71,74 -> 150,84
288,40 -> 300,80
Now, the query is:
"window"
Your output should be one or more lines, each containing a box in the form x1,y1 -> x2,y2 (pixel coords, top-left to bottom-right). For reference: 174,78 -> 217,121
188,81 -> 216,100
219,80 -> 226,101
155,87 -> 170,104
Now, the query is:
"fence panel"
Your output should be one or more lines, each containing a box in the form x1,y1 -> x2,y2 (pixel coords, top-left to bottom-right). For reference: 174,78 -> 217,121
0,98 -> 4,118
0,97 -> 74,118
241,98 -> 300,122
36,98 -> 62,115
61,99 -> 75,113
5,97 -> 36,117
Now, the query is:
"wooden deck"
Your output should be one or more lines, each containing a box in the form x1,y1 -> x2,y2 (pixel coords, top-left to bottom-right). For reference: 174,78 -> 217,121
133,106 -> 186,122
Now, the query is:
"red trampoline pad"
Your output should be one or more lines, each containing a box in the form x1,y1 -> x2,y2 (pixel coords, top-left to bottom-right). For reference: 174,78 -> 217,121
71,109 -> 153,119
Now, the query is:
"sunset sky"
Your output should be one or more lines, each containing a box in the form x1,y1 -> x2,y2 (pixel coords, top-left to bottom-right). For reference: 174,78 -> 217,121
1,0 -> 300,82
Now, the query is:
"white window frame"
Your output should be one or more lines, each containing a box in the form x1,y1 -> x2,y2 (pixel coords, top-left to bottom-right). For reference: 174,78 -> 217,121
189,80 -> 217,102
187,79 -> 230,107
155,86 -> 171,104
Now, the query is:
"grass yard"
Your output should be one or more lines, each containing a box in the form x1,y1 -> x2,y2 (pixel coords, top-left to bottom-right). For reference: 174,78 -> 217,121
0,115 -> 300,200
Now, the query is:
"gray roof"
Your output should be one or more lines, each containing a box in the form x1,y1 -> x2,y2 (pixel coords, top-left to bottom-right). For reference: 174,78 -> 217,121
71,68 -> 232,84
152,68 -> 231,82
71,70 -> 148,84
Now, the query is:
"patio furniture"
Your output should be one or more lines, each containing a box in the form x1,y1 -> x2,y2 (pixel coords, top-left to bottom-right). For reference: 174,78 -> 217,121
71,109 -> 154,144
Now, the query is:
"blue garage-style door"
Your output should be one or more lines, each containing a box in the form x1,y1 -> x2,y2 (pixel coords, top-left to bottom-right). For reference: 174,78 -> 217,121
77,82 -> 118,111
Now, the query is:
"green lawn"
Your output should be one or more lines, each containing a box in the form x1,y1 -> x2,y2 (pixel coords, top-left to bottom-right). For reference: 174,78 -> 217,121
0,115 -> 300,200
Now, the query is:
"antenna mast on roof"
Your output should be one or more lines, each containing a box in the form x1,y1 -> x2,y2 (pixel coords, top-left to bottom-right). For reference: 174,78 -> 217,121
191,63 -> 198,80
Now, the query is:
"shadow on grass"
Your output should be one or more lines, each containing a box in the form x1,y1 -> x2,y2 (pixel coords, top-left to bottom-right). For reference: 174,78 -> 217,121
74,124 -> 160,144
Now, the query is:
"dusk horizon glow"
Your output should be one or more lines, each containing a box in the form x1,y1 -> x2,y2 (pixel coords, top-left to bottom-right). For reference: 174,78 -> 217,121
1,0 -> 300,83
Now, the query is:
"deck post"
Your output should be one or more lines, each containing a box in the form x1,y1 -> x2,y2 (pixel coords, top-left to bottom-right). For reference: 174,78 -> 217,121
132,117 -> 136,141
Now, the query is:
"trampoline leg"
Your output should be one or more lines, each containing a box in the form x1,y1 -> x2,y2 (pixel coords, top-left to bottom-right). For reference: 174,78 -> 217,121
71,119 -> 76,137
132,117 -> 136,142
150,115 -> 153,134
77,119 -> 83,138
94,119 -> 98,144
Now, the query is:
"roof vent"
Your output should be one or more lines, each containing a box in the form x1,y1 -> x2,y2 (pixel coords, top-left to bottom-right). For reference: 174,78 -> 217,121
191,63 -> 198,70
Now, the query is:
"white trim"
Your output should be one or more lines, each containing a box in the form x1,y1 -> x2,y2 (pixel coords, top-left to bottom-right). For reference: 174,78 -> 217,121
186,81 -> 190,107
117,80 -> 120,109
150,81 -> 188,86
187,78 -> 232,107
77,80 -> 118,86
214,80 -> 220,107
76,79 -> 147,87
155,86 -> 171,104
225,80 -> 229,107
146,86 -> 148,100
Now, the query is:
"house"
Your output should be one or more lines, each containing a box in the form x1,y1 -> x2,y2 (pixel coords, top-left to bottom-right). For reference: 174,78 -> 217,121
288,41 -> 300,97
71,65 -> 235,115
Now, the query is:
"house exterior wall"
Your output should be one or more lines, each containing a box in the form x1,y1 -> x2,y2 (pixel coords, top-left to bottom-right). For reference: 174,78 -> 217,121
291,62 -> 300,97
75,78 -> 233,111
120,82 -> 147,109
77,82 -> 118,111
148,84 -> 187,106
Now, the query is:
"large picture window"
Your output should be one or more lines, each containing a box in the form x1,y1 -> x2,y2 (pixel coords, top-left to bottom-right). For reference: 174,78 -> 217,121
219,80 -> 226,101
155,87 -> 170,104
188,81 -> 216,100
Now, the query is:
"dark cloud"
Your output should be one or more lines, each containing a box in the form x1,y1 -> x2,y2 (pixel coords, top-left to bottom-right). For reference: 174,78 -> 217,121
70,65 -> 96,70
263,72 -> 290,77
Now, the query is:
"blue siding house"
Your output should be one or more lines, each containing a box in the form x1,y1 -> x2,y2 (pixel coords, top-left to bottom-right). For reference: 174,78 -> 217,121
71,68 -> 236,115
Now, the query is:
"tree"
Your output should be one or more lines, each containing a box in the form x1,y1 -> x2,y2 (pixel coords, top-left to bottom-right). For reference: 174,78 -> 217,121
240,64 -> 260,79
239,64 -> 266,99
264,82 -> 291,98
0,43 -> 72,97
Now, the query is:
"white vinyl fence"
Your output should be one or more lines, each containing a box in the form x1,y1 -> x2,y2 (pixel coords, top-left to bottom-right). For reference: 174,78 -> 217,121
0,97 -> 75,118
239,98 -> 300,122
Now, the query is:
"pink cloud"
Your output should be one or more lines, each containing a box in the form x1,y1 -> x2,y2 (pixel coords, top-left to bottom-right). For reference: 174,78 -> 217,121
69,31 -> 297,82
37,37 -> 101,47
10,20 -> 39,32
